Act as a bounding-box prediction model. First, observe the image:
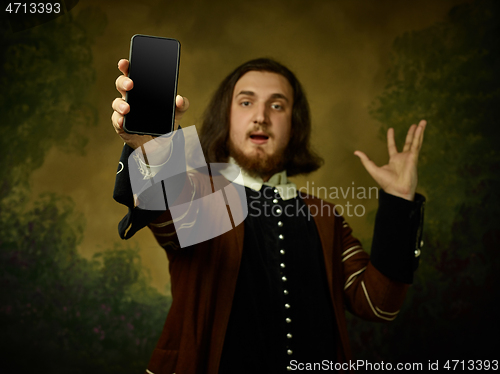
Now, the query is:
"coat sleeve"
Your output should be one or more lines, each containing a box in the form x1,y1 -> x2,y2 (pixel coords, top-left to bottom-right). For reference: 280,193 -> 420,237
341,189 -> 425,322
113,125 -> 247,251
146,171 -> 202,251
113,126 -> 191,241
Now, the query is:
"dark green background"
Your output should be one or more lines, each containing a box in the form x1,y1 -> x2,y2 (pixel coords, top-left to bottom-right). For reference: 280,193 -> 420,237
1,0 -> 498,372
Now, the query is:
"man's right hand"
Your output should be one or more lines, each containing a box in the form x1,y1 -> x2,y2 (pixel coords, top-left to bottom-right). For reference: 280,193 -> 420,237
111,58 -> 190,151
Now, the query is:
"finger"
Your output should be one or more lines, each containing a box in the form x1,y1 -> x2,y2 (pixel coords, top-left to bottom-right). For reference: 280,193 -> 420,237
387,128 -> 398,157
111,110 -> 124,134
115,75 -> 134,99
112,98 -> 130,115
402,124 -> 417,153
411,120 -> 427,152
118,59 -> 129,76
354,150 -> 379,176
417,119 -> 427,150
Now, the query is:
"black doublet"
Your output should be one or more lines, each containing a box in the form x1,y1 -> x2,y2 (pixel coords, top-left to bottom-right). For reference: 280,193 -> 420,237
219,186 -> 337,374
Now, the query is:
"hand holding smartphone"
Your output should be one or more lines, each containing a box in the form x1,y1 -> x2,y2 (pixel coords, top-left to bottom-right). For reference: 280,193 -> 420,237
123,34 -> 181,137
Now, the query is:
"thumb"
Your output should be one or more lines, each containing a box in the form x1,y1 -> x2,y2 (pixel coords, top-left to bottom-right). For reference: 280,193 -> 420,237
354,150 -> 378,176
174,95 -> 189,132
176,95 -> 190,113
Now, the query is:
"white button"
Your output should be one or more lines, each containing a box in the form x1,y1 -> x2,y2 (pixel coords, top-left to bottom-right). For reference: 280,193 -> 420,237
276,208 -> 282,214
287,333 -> 292,339
286,318 -> 291,323
284,289 -> 289,295
282,276 -> 287,282
287,349 -> 293,355
274,188 -> 278,194
278,221 -> 283,227
287,367 -> 291,371
273,198 -> 278,204
280,249 -> 285,255
279,234 -> 284,240
420,240 -> 424,248
415,249 -> 421,257
280,263 -> 286,268
285,303 -> 290,309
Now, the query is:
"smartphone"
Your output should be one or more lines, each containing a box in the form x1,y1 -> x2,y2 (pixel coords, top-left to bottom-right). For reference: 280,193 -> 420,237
123,35 -> 181,136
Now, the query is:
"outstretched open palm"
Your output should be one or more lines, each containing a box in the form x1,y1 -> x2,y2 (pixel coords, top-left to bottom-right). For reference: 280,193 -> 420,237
354,120 -> 426,201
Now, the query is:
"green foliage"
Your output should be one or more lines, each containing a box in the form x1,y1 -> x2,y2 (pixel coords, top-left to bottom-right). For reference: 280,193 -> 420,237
0,193 -> 172,373
0,7 -> 103,196
0,8 -> 172,373
371,0 -> 500,242
348,0 -> 500,361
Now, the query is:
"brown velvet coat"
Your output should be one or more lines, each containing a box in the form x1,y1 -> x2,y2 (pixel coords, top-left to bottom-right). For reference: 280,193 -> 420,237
144,189 -> 409,374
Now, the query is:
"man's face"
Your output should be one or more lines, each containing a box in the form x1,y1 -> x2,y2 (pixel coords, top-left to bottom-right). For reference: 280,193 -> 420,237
228,71 -> 294,179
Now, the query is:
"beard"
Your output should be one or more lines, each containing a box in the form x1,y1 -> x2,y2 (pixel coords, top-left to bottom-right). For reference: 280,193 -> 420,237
228,140 -> 286,180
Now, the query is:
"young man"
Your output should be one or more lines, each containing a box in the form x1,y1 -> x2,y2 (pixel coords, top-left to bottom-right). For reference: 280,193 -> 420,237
112,58 -> 426,374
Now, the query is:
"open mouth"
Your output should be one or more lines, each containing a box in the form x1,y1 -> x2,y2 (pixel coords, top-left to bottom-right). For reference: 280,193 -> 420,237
250,134 -> 269,141
249,130 -> 271,145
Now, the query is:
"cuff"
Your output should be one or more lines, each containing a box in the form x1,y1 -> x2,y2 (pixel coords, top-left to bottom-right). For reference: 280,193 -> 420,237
133,141 -> 174,180
370,189 -> 425,284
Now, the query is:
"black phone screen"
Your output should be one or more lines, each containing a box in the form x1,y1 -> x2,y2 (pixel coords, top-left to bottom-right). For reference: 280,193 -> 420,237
124,35 -> 180,136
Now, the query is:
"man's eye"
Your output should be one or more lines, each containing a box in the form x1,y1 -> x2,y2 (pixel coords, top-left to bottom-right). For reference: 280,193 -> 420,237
241,101 -> 251,106
272,103 -> 282,110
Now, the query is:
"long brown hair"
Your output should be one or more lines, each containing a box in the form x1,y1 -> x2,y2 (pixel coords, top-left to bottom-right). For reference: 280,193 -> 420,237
199,58 -> 323,177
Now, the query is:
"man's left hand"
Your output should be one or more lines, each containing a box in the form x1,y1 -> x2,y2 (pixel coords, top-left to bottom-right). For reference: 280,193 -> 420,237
354,120 -> 427,201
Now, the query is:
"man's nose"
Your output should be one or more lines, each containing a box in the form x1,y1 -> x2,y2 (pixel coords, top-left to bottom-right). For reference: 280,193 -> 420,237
253,102 -> 269,125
